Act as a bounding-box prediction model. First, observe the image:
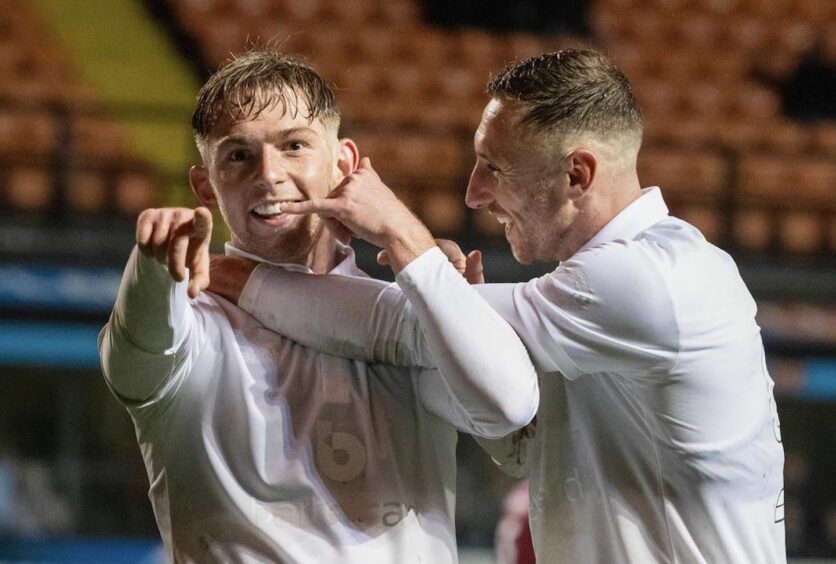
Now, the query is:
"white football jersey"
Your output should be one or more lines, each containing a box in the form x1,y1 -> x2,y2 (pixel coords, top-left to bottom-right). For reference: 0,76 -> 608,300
240,188 -> 786,563
99,245 -> 537,563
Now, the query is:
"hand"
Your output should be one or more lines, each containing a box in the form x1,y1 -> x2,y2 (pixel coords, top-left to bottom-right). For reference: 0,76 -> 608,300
280,157 -> 436,273
378,239 -> 485,284
207,255 -> 258,304
136,207 -> 212,299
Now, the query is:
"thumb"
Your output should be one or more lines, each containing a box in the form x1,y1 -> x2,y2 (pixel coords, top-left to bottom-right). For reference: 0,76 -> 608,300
465,250 -> 485,285
358,157 -> 374,172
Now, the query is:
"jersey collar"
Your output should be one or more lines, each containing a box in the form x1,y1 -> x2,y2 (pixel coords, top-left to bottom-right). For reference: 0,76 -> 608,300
577,186 -> 669,255
223,241 -> 364,277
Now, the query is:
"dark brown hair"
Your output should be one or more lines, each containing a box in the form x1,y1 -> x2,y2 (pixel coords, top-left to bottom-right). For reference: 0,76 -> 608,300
192,51 -> 340,147
488,49 -> 642,143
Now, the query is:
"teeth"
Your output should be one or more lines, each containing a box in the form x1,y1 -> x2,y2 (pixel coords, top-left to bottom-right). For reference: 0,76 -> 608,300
495,216 -> 511,225
254,202 -> 282,216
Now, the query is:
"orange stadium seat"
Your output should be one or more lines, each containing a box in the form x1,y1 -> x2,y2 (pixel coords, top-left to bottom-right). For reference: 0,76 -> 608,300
73,116 -> 130,159
67,170 -> 108,213
739,153 -> 835,209
811,124 -> 836,156
417,186 -> 466,234
115,170 -> 156,215
780,211 -> 822,253
0,108 -> 55,155
5,166 -> 53,211
678,205 -> 722,243
734,207 -> 774,251
638,148 -> 727,201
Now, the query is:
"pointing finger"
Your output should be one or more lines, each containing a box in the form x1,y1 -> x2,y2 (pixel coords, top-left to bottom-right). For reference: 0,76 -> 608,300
136,210 -> 156,254
186,231 -> 211,299
153,214 -> 174,264
168,232 -> 190,282
193,207 -> 213,242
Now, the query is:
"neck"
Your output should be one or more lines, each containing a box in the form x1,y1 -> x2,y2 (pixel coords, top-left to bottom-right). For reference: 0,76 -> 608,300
560,171 -> 643,261
305,231 -> 342,274
233,230 -> 343,273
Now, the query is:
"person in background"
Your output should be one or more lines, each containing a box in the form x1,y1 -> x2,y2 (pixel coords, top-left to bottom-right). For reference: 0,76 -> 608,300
494,480 -> 535,564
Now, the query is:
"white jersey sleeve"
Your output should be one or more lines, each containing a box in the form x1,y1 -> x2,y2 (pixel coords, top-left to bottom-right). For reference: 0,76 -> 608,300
239,247 -> 539,437
98,247 -> 200,404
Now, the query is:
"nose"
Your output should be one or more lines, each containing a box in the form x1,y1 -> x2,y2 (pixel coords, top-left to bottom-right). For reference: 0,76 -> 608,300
256,145 -> 287,186
465,166 -> 492,209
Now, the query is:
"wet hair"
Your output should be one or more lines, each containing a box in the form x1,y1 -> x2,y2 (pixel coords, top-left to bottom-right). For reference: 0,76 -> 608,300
192,50 -> 340,149
488,49 -> 642,145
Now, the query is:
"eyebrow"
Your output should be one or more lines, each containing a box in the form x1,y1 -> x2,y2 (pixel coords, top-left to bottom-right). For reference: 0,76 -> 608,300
216,126 -> 318,148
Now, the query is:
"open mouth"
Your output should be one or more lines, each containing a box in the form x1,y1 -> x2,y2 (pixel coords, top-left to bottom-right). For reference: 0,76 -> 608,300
250,200 -> 301,220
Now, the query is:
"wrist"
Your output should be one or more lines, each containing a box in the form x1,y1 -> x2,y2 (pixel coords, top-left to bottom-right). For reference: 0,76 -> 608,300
383,222 -> 436,274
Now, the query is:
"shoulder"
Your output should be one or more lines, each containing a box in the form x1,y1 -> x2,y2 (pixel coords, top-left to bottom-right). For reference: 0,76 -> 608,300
539,230 -> 683,347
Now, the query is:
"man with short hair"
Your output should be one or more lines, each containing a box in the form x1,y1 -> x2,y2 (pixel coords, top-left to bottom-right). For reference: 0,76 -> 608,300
214,49 -> 787,562
98,51 -> 538,563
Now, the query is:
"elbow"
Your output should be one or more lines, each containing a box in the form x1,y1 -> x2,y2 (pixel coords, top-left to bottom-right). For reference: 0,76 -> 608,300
472,375 -> 540,439
496,380 -> 540,436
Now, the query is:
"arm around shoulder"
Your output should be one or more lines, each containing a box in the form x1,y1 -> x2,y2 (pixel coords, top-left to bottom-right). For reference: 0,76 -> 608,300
397,247 -> 539,437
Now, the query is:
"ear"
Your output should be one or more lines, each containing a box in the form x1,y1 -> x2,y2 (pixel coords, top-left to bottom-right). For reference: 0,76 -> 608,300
566,149 -> 597,197
189,165 -> 217,209
336,138 -> 360,178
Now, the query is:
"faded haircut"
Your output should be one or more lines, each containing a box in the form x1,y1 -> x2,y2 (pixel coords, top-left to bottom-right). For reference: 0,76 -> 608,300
192,50 -> 340,151
488,49 -> 643,147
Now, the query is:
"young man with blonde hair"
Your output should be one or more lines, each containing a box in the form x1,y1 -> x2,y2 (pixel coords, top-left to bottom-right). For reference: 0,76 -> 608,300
99,51 -> 538,563
213,49 -> 786,562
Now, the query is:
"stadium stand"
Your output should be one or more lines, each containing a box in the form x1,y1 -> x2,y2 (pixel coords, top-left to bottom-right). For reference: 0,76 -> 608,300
158,0 -> 835,249
0,1 -> 159,222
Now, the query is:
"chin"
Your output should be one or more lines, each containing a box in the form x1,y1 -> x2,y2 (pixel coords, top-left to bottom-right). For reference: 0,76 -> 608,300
508,242 -> 534,265
512,252 -> 535,265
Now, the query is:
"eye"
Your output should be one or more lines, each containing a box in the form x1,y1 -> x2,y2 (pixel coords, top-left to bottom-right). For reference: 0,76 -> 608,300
228,149 -> 250,162
285,140 -> 307,152
486,162 -> 501,174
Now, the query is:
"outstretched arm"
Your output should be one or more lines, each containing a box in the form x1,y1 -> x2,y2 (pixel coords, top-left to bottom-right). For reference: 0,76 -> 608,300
99,207 -> 211,402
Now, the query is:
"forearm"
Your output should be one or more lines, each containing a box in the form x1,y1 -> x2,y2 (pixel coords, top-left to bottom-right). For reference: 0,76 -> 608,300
98,247 -> 190,401
239,249 -> 539,434
397,248 -> 539,435
239,266 -> 432,366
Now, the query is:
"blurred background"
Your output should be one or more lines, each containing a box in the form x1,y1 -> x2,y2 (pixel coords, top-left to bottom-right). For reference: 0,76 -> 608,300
0,0 -> 833,561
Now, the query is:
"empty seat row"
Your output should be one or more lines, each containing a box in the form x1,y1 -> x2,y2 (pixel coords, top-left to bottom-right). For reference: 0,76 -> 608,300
1,165 -> 157,216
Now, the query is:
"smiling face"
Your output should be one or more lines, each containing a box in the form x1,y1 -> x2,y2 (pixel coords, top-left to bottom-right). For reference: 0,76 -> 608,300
191,94 -> 354,264
466,98 -> 578,264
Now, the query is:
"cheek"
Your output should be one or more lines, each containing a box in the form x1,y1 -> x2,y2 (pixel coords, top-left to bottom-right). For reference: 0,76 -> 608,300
295,159 -> 336,197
